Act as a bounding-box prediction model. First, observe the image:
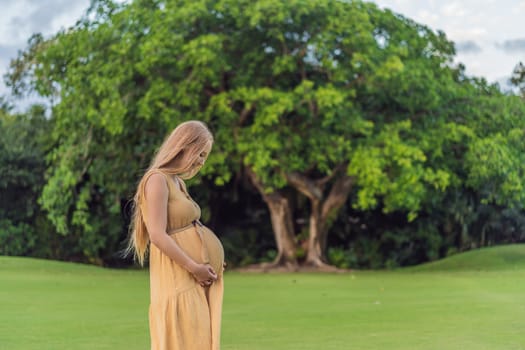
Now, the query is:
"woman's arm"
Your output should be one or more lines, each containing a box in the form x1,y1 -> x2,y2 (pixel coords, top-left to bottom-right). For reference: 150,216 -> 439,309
143,172 -> 217,283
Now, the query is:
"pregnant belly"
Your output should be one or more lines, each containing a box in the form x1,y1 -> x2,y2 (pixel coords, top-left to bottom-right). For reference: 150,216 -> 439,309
201,226 -> 225,277
170,224 -> 225,277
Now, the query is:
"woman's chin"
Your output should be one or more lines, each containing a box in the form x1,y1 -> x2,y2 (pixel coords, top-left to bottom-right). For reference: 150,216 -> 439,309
179,173 -> 193,180
180,168 -> 201,180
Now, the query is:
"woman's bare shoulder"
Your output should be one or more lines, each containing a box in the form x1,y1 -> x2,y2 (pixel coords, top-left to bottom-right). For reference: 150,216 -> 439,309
144,172 -> 169,198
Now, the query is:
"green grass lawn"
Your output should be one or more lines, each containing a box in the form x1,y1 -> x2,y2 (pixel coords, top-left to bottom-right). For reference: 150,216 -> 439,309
1,245 -> 525,350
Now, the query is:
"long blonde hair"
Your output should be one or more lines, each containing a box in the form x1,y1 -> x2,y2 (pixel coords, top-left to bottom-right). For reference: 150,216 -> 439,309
126,120 -> 213,266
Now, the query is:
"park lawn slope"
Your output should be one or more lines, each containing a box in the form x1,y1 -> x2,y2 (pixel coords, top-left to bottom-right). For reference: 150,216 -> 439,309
1,245 -> 525,350
403,243 -> 525,272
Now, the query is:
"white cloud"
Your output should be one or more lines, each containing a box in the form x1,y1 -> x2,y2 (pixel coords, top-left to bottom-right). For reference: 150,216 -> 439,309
417,10 -> 439,26
0,0 -> 38,45
46,2 -> 89,33
441,2 -> 466,17
0,0 -> 89,47
0,0 -> 90,100
391,0 -> 413,5
373,0 -> 522,84
447,27 -> 488,42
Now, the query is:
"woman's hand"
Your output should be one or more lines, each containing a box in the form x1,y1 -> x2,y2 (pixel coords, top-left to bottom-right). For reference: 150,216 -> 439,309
190,263 -> 217,287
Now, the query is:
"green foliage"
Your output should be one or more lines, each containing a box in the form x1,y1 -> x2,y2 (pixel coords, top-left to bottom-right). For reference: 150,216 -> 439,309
0,220 -> 36,256
331,191 -> 525,270
328,216 -> 443,269
0,105 -> 53,257
348,120 -> 451,219
5,0 -> 525,266
466,129 -> 525,207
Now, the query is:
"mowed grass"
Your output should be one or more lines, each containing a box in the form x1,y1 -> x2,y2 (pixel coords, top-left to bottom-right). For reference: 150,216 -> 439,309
1,245 -> 525,350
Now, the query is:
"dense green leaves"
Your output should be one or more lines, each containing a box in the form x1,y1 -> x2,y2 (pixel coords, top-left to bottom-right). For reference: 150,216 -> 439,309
0,105 -> 51,256
4,0 -> 525,267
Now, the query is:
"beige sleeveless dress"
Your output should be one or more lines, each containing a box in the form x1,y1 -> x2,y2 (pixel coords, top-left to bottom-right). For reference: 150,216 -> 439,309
141,170 -> 224,350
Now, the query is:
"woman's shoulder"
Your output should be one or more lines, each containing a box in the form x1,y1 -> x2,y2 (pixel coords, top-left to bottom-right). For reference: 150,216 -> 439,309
143,170 -> 185,198
143,169 -> 168,185
143,171 -> 170,197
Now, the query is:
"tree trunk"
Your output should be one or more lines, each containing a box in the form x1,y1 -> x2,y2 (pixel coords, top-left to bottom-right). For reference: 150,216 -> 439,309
314,175 -> 354,264
287,171 -> 354,267
264,192 -> 298,268
305,198 -> 325,266
246,168 -> 298,269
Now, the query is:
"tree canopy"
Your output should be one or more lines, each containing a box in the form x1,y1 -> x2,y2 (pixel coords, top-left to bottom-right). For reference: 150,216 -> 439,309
5,0 -> 525,268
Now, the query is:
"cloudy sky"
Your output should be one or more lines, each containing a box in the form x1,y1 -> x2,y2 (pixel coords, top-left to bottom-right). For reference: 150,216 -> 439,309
374,0 -> 525,86
0,0 -> 524,109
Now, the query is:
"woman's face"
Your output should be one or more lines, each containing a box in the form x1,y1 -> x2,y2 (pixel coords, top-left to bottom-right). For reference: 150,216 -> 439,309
179,140 -> 212,180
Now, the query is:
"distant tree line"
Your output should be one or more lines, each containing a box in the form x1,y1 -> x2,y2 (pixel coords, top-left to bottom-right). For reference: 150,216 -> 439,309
2,0 -> 525,269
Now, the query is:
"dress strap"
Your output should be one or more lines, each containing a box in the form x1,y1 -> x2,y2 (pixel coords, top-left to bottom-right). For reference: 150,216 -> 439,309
173,175 -> 192,198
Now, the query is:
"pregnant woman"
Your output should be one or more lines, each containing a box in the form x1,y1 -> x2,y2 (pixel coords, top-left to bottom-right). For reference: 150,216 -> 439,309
127,120 -> 224,350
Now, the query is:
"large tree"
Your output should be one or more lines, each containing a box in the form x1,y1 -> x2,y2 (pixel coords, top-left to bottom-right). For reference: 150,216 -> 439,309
7,0 -> 525,267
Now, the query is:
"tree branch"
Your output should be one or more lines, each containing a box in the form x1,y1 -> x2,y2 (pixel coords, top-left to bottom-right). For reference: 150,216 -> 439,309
316,162 -> 348,186
239,104 -> 254,126
245,166 -> 265,195
286,172 -> 322,200
321,174 -> 354,222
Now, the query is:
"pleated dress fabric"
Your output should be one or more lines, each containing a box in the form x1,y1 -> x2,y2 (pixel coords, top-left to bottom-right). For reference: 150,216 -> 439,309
141,170 -> 224,350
